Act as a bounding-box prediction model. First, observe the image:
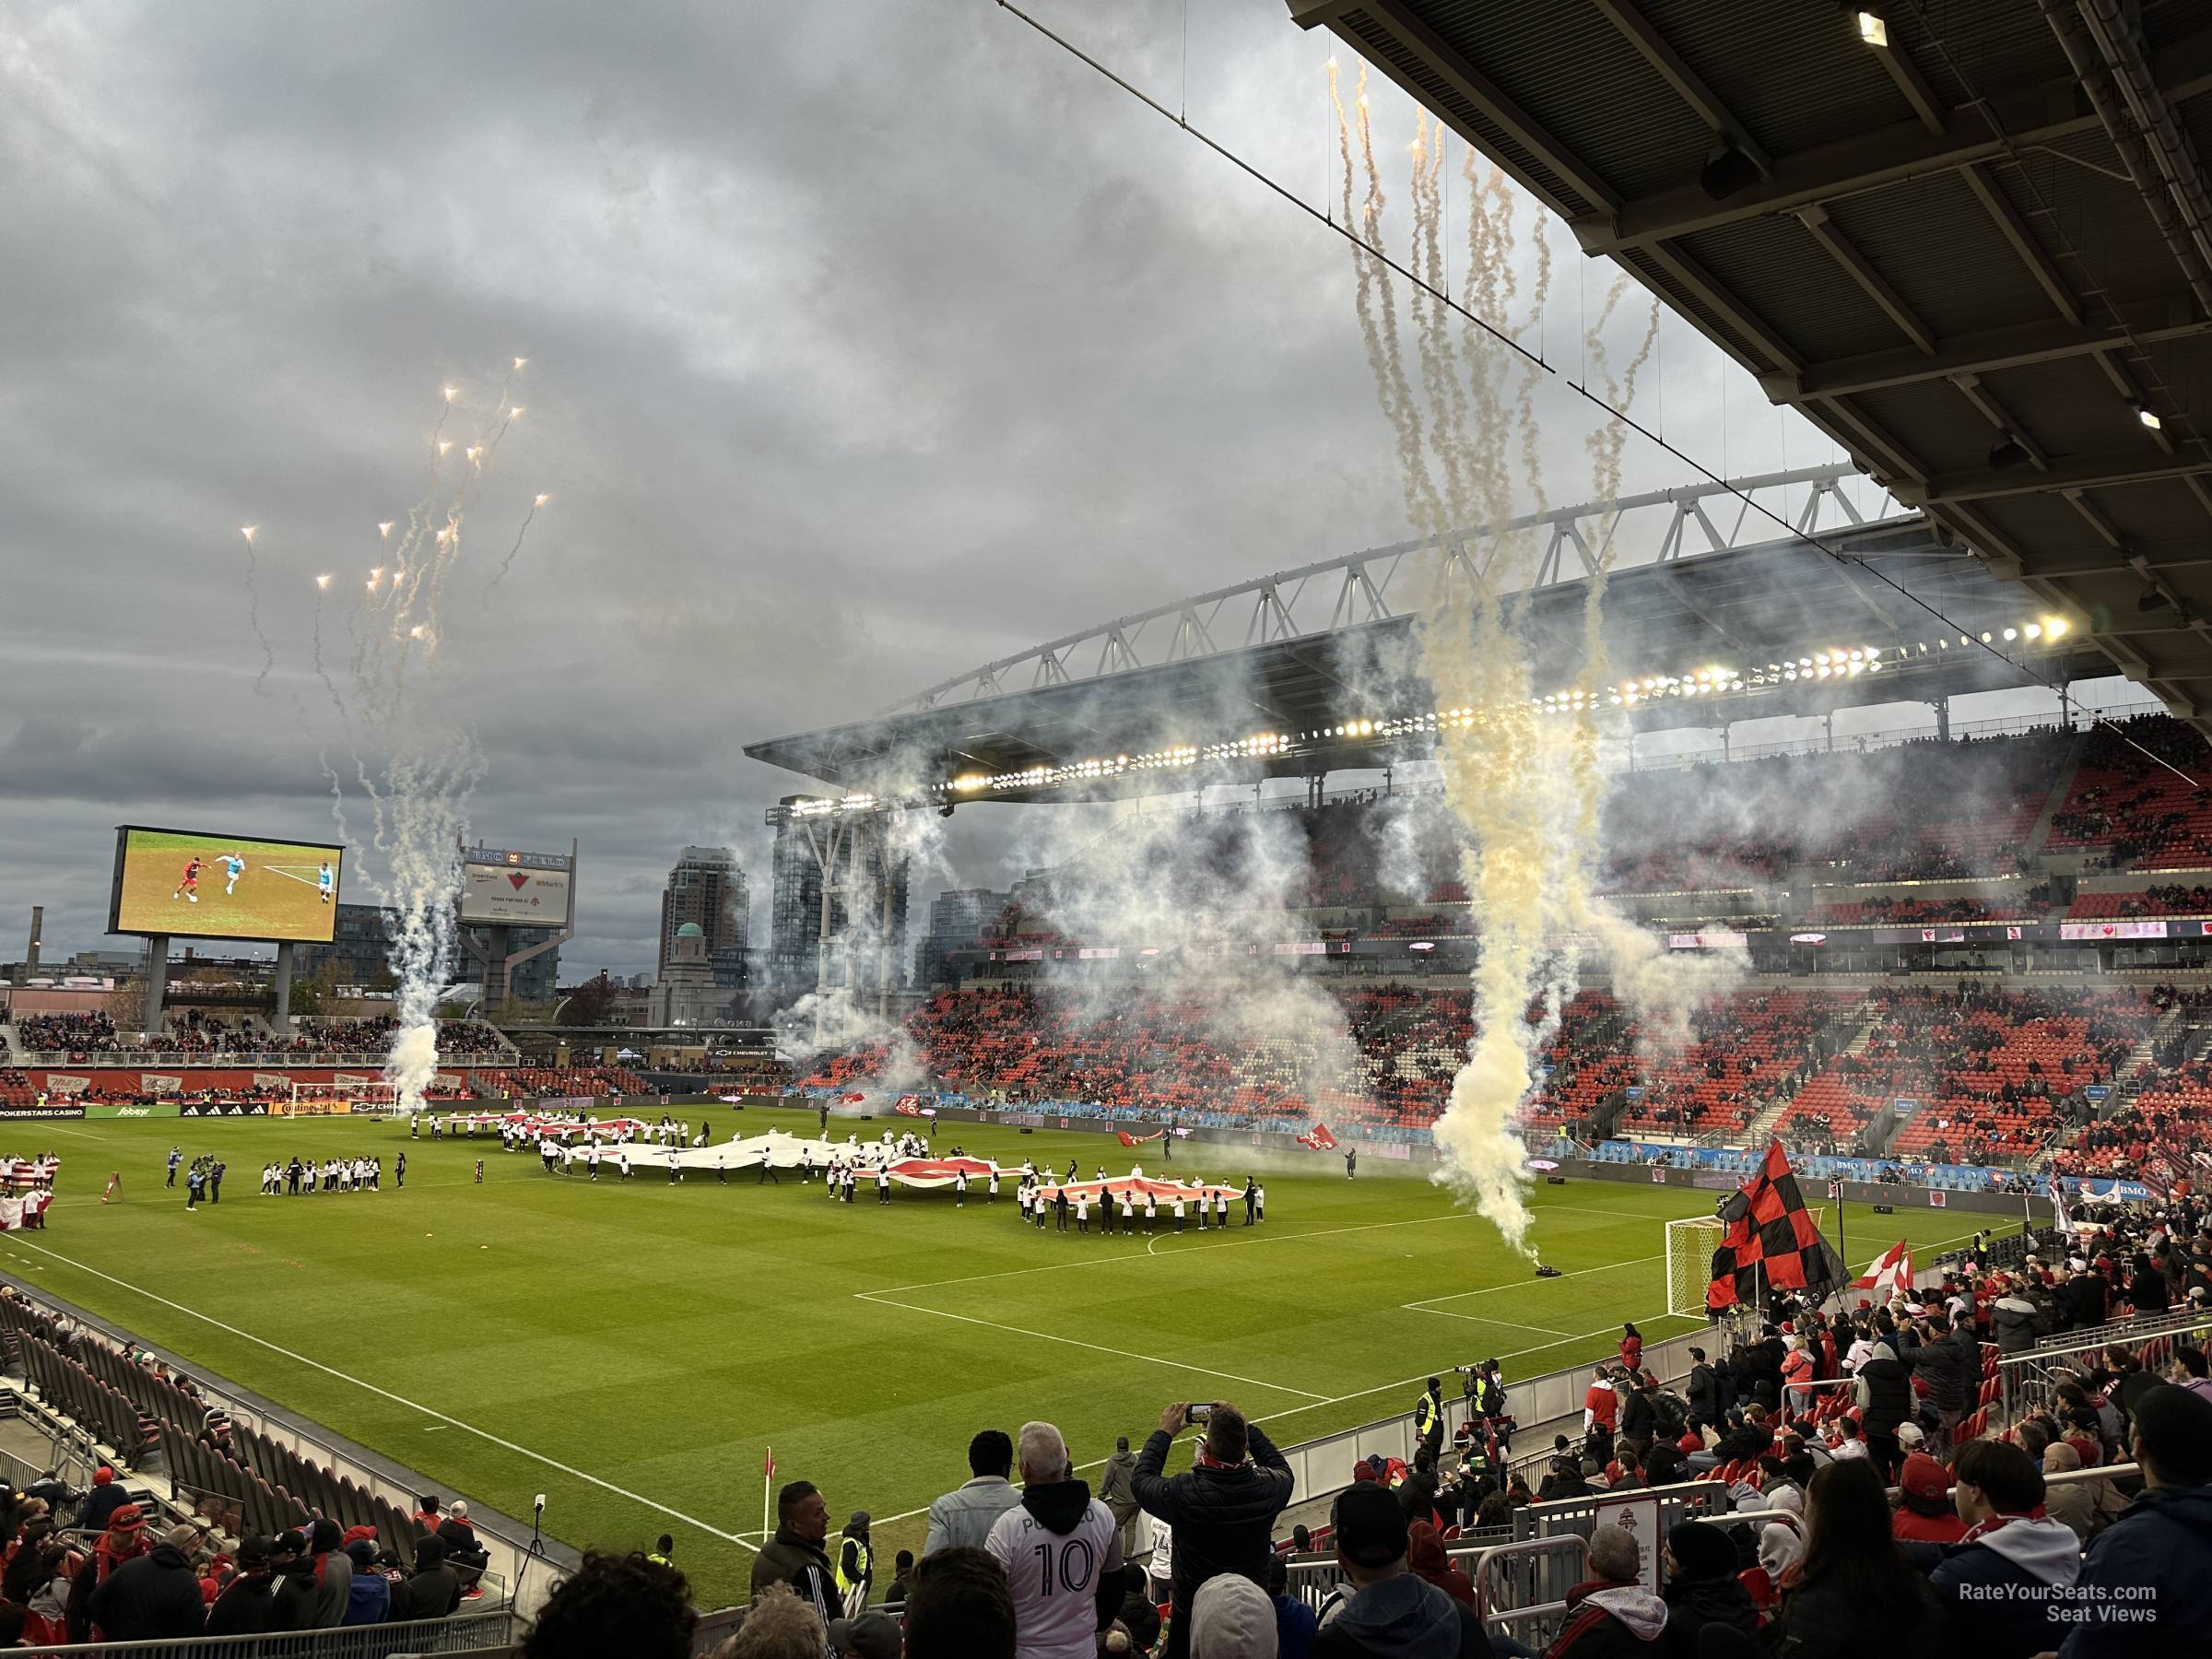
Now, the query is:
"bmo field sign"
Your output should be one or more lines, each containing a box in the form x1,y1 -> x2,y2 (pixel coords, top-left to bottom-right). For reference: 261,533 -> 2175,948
459,844 -> 575,927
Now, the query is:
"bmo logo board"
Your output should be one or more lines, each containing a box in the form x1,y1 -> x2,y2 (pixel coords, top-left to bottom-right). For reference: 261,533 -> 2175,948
458,845 -> 574,927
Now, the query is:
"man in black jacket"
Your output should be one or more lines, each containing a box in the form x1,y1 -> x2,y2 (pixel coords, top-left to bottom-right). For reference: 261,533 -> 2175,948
76,1466 -> 130,1534
88,1524 -> 205,1641
205,1535 -> 310,1637
387,1534 -> 463,1624
748,1478 -> 839,1625
1133,1401 -> 1294,1659
1685,1349 -> 1717,1426
1853,1337 -> 1912,1477
1900,1314 -> 1975,1450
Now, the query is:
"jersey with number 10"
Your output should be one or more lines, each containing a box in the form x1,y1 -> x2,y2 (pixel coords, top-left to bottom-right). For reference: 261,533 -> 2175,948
983,1489 -> 1123,1659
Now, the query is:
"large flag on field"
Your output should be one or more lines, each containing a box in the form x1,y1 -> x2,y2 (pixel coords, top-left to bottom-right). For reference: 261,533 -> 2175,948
1297,1124 -> 1338,1151
1707,1141 -> 1846,1312
1850,1238 -> 1914,1299
1115,1127 -> 1166,1147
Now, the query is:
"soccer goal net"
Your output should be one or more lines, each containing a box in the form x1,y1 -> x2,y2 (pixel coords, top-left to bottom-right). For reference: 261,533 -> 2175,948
287,1082 -> 401,1117
1665,1216 -> 1727,1320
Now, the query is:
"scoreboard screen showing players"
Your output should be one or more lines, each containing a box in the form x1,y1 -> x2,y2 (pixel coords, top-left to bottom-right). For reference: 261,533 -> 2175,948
109,826 -> 347,944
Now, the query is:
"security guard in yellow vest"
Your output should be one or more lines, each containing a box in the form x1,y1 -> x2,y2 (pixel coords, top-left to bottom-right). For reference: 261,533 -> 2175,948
1414,1376 -> 1444,1460
832,1511 -> 873,1617
644,1534 -> 675,1570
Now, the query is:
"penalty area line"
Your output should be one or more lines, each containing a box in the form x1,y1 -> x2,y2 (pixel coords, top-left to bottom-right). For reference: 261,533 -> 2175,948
854,1289 -> 1330,1403
2,1239 -> 759,1551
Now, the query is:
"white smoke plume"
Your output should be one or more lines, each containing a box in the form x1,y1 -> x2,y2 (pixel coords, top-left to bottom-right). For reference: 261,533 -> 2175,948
1330,98 -> 1733,1253
242,365 -> 542,1111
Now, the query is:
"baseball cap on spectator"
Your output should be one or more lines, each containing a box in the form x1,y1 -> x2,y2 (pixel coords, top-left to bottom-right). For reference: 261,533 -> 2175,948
235,1535 -> 273,1567
344,1541 -> 376,1568
1896,1423 -> 1926,1452
109,1504 -> 145,1533
1333,1483 -> 1408,1570
1190,1572 -> 1277,1657
93,1467 -> 114,1487
341,1525 -> 378,1549
1899,1454 -> 1950,1513
827,1613 -> 901,1659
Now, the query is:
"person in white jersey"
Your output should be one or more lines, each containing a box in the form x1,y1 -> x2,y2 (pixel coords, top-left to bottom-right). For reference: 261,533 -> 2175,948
983,1420 -> 1122,1659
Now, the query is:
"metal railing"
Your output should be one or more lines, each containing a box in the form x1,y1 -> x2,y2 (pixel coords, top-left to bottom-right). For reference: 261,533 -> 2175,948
1474,1535 -> 1594,1650
29,1610 -> 517,1658
1998,1307 -> 2211,1426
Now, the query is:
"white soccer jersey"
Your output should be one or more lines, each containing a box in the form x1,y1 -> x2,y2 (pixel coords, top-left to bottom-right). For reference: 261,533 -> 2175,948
983,1493 -> 1122,1659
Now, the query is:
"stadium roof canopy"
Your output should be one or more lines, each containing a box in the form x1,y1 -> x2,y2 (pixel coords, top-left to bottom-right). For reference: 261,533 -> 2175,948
747,486 -> 2111,806
1288,0 -> 2212,735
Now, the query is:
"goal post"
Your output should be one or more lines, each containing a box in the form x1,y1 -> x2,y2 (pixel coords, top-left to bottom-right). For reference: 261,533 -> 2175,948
1665,1216 -> 1726,1320
285,1082 -> 401,1117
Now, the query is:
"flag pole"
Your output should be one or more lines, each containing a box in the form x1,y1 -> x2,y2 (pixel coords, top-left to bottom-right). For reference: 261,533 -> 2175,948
762,1447 -> 772,1543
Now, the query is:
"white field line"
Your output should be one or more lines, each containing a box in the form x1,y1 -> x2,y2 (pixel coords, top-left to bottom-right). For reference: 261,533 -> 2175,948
855,1289 -> 1331,1402
4,1238 -> 761,1552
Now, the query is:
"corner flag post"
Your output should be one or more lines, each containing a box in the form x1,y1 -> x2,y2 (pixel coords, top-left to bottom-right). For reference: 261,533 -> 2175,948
762,1447 -> 773,1542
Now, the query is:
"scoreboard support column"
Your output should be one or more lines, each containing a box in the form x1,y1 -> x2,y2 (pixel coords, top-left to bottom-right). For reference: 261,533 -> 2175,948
142,935 -> 170,1037
271,941 -> 296,1034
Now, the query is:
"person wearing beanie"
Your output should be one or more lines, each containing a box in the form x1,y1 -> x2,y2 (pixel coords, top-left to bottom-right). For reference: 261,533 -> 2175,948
307,1516 -> 350,1628
1312,1484 -> 1488,1658
1900,1440 -> 2077,1658
341,1540 -> 389,1627
1658,1521 -> 1756,1659
1191,1571 -> 1279,1659
387,1534 -> 461,1623
206,1535 -> 283,1638
1889,1454 -> 1967,1544
2062,1383 -> 2212,1658
76,1465 -> 128,1534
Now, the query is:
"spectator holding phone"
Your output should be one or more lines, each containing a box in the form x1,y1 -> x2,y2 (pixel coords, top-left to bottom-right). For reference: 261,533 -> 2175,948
1133,1402 -> 1294,1659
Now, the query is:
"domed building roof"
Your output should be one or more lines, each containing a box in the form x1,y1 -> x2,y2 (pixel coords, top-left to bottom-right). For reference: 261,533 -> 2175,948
675,922 -> 705,938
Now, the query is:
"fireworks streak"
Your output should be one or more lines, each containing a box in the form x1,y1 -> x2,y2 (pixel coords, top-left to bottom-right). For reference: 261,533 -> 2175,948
229,358 -> 544,1112
238,527 -> 275,696
487,493 -> 548,592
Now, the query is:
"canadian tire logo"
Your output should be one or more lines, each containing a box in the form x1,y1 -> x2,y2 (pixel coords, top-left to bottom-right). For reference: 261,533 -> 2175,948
508,872 -> 530,890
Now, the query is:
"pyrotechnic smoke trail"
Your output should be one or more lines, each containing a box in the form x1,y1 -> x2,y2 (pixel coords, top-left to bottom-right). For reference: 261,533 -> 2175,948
487,493 -> 549,593
239,527 -> 276,696
233,361 -> 536,1113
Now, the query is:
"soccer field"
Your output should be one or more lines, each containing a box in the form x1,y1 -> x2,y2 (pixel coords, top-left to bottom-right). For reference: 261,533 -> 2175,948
3,1108 -> 1991,1609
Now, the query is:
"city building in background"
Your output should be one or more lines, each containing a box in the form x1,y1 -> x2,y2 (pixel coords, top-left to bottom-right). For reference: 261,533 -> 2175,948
915,887 -> 1006,990
293,902 -> 397,991
765,799 -> 910,999
659,846 -> 751,989
648,922 -> 729,1028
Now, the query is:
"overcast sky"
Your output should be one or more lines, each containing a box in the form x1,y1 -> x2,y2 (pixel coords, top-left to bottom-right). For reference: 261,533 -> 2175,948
2,0 -> 2086,980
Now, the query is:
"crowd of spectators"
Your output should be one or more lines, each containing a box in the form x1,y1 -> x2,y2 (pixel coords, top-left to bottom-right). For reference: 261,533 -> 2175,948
2047,713 -> 2212,868
9,1012 -> 510,1063
2069,883 -> 2212,920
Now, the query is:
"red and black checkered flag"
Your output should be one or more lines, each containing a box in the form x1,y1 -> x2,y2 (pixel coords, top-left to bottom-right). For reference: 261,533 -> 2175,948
1706,1140 -> 1846,1312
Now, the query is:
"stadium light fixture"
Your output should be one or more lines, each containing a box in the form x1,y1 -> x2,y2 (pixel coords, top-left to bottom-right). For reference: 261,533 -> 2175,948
2045,617 -> 2069,639
1856,10 -> 1888,47
2136,406 -> 2163,430
2003,628 -> 2018,641
1698,136 -> 1760,201
442,386 -> 458,402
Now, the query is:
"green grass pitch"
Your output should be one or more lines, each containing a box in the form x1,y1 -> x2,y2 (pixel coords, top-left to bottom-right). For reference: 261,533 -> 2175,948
3,1108 -> 1993,1609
